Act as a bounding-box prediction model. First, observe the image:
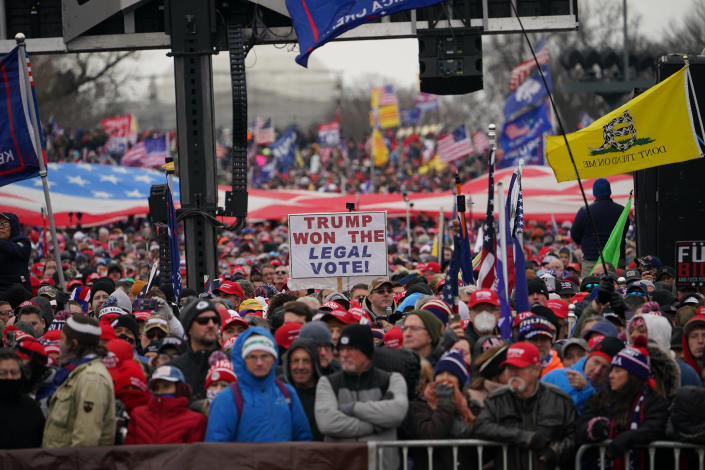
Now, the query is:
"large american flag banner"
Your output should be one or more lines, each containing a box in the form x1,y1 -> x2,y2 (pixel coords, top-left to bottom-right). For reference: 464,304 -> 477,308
509,36 -> 550,92
477,146 -> 497,289
121,135 -> 169,168
437,125 -> 474,163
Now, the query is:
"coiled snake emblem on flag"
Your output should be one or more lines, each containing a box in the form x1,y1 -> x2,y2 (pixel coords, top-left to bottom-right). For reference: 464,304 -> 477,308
589,110 -> 637,152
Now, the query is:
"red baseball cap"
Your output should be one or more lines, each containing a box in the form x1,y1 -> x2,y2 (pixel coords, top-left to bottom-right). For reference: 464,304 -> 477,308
274,322 -> 302,349
546,299 -> 569,319
500,342 -> 541,369
468,289 -> 500,308
383,326 -> 402,349
220,312 -> 249,335
321,309 -> 358,325
215,281 -> 244,299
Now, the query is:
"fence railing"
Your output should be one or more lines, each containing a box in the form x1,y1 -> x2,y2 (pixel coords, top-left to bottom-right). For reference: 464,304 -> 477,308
575,440 -> 705,470
367,439 -> 509,470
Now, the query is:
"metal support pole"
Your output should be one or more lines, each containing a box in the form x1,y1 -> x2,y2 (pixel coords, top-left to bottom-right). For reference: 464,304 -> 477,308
167,0 -> 218,291
623,0 -> 629,81
15,33 -> 65,291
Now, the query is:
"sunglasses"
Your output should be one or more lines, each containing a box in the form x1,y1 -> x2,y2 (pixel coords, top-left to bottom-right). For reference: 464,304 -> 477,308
194,315 -> 219,326
275,270 -> 288,275
146,330 -> 167,340
583,283 -> 599,290
374,287 -> 393,294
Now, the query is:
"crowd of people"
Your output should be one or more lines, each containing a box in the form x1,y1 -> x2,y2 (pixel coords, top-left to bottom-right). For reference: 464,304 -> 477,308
42,121 -> 488,194
1,178 -> 704,469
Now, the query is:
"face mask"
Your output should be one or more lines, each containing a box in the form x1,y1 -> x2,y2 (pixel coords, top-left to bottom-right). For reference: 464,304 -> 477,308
474,311 -> 497,334
0,379 -> 23,400
206,388 -> 220,403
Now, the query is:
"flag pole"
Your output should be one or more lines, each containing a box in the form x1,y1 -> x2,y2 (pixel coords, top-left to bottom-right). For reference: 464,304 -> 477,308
437,208 -> 444,265
497,181 -> 509,298
516,159 -> 525,251
16,33 -> 65,291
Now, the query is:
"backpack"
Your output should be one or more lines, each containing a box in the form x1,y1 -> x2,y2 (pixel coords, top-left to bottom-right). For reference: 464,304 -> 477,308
230,379 -> 292,427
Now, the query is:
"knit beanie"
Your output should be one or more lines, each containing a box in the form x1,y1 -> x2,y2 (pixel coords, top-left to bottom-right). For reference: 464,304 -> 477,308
110,315 -> 140,343
337,324 -> 374,359
63,314 -> 101,346
299,321 -> 333,346
592,178 -> 611,199
180,298 -> 220,335
517,315 -> 556,341
611,337 -> 650,381
588,336 -> 625,363
205,352 -> 237,389
89,277 -> 115,304
241,333 -> 278,360
405,309 -> 442,346
420,298 -> 454,325
434,349 -> 470,387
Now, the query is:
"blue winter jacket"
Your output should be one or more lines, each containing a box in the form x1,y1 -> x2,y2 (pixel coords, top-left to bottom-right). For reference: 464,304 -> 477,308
541,356 -> 596,414
205,327 -> 312,442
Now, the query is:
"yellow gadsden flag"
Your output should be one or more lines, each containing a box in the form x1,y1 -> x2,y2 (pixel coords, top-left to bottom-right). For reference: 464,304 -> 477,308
546,66 -> 703,182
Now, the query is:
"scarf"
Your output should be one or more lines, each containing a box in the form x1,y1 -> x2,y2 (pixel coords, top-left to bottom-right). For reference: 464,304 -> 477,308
607,389 -> 648,470
52,354 -> 98,390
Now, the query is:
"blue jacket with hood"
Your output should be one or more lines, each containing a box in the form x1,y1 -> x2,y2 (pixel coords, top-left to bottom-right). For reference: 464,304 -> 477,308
0,212 -> 31,292
205,327 -> 312,442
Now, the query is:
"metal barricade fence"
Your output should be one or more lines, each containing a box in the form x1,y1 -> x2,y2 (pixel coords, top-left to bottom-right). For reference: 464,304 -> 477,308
367,439 -> 509,470
575,440 -> 705,470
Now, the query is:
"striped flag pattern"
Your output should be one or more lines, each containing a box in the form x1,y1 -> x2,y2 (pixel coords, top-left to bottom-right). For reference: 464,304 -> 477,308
254,117 -> 275,146
509,37 -> 550,92
477,147 -> 497,289
437,125 -> 474,163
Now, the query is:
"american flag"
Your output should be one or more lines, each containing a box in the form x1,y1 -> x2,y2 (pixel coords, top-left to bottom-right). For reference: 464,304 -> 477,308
477,147 -> 497,289
509,36 -> 550,92
442,235 -> 461,311
506,167 -> 530,313
121,135 -> 169,168
414,92 -> 439,111
374,85 -> 398,107
472,130 -> 490,154
254,117 -> 275,146
318,119 -> 340,147
437,125 -> 474,163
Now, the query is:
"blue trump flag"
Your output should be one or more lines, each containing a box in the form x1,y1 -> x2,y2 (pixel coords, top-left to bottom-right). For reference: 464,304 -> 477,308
0,47 -> 42,187
270,126 -> 297,173
499,99 -> 552,168
503,65 -> 552,121
166,183 -> 182,300
287,0 -> 445,66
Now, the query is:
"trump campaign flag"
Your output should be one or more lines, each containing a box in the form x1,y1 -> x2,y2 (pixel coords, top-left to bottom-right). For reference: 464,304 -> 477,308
0,47 -> 42,187
499,100 -> 552,168
271,126 -> 297,173
287,0 -> 445,66
546,66 -> 704,182
318,119 -> 340,147
503,65 -> 552,121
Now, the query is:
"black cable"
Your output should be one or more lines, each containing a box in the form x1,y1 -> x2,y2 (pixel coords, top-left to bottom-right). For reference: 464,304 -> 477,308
507,2 -> 609,276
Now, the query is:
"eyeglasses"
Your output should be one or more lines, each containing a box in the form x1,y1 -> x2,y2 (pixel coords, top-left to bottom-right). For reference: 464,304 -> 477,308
146,330 -> 167,340
275,270 -> 288,275
245,353 -> 275,363
194,315 -> 219,326
374,287 -> 393,294
0,221 -> 10,228
0,309 -> 13,316
401,325 -> 426,333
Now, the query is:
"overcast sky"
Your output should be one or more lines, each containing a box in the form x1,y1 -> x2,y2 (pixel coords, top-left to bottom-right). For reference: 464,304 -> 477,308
139,0 -> 692,90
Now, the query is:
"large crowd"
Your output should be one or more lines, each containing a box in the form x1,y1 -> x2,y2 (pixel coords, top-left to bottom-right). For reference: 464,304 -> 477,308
1,178 -> 704,469
42,122 -> 488,194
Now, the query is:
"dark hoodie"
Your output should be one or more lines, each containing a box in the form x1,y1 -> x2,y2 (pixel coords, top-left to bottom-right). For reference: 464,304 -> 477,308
0,212 -> 31,293
280,338 -> 323,440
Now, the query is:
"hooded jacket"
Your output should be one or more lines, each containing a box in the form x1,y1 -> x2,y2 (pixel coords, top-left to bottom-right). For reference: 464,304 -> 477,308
0,212 -> 31,293
205,327 -> 312,442
280,337 -> 323,440
124,394 -> 206,444
570,198 -> 628,261
542,356 -> 598,414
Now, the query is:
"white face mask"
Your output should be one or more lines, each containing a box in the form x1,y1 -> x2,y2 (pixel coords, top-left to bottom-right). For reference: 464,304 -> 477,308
206,388 -> 220,403
474,311 -> 497,333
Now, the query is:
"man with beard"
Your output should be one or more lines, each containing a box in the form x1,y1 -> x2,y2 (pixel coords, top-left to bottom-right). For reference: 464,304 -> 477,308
0,348 -> 45,448
475,342 -> 576,469
43,314 -> 115,447
466,289 -> 501,344
170,299 -> 222,399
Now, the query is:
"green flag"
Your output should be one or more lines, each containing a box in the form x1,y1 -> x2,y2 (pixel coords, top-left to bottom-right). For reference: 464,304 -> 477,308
589,192 -> 633,275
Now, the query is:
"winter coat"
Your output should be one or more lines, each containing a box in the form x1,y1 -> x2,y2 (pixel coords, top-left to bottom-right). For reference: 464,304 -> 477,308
169,346 -> 218,400
404,397 -> 474,470
577,387 -> 668,469
0,389 -> 45,449
280,338 -> 323,440
540,349 -> 564,378
205,327 -> 312,442
570,198 -> 628,261
474,383 -> 576,469
670,386 -> 705,443
315,363 -> 408,470
124,395 -> 206,444
644,343 -> 680,399
542,356 -> 598,414
0,212 -> 31,293
43,357 -> 116,447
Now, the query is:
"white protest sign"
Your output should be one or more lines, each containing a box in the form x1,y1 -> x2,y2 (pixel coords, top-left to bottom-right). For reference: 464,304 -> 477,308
288,211 -> 388,279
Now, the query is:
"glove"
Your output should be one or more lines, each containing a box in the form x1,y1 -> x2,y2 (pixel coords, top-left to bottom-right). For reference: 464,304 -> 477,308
435,384 -> 454,403
339,402 -> 355,416
537,447 -> 557,466
529,432 -> 550,451
596,276 -> 614,305
608,292 -> 626,318
587,416 -> 610,441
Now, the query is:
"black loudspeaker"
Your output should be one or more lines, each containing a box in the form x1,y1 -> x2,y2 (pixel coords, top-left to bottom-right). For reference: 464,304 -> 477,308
418,28 -> 483,95
148,184 -> 169,224
634,55 -> 705,268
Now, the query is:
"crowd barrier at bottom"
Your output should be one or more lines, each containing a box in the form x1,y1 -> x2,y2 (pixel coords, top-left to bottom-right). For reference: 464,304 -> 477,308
1,439 -> 704,470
